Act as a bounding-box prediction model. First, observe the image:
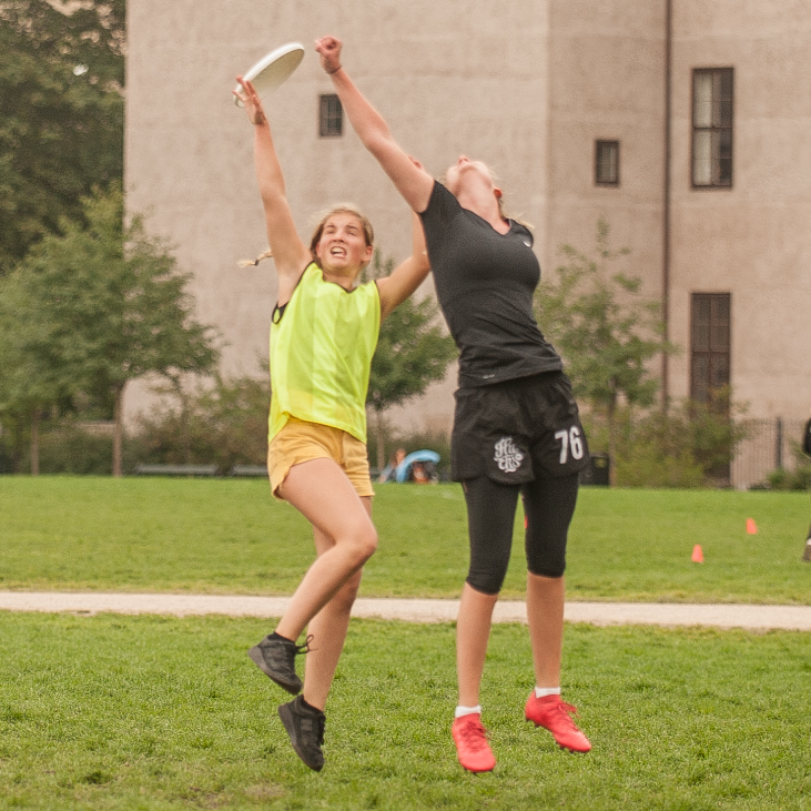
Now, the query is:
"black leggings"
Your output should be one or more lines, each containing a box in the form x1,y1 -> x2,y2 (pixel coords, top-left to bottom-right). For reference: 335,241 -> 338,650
462,474 -> 580,595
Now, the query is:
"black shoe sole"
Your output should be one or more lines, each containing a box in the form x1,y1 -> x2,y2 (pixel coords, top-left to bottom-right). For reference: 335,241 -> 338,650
278,703 -> 324,772
248,645 -> 302,695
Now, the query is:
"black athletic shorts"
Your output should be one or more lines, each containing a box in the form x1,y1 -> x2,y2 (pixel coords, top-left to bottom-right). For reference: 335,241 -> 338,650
451,371 -> 589,484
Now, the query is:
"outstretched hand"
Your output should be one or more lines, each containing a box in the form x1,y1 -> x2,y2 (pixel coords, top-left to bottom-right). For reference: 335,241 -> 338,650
232,76 -> 267,125
315,35 -> 342,74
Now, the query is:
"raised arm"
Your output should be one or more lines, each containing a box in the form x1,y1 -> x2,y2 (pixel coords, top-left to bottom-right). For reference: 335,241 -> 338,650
315,36 -> 434,214
377,211 -> 431,321
233,78 -> 310,300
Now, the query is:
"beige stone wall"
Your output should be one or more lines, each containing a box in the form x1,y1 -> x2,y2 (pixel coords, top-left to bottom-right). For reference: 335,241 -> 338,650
544,0 -> 667,300
125,0 -> 811,484
668,0 -> 811,420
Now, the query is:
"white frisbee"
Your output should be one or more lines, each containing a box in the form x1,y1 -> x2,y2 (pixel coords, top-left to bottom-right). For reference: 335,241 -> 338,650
233,42 -> 305,105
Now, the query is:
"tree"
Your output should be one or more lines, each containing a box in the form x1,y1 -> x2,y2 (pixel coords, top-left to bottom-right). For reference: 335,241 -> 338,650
0,0 -> 125,275
0,270 -> 77,473
6,184 -> 220,476
364,254 -> 457,470
534,219 -> 676,475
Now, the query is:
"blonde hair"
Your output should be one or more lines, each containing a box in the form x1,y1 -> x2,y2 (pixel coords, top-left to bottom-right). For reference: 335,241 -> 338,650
238,248 -> 273,268
237,204 -> 374,269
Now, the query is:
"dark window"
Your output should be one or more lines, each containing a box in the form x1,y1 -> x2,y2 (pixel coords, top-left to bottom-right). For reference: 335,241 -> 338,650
690,293 -> 731,404
692,68 -> 733,188
595,140 -> 619,186
319,94 -> 342,137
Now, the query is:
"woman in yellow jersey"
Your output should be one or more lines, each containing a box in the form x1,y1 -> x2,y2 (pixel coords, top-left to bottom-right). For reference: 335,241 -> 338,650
233,77 -> 430,772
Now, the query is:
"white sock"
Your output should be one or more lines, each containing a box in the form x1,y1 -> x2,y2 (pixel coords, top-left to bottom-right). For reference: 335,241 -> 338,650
535,687 -> 561,699
454,704 -> 482,719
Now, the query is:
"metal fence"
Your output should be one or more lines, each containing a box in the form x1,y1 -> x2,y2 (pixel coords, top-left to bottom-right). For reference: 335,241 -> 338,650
731,418 -> 807,490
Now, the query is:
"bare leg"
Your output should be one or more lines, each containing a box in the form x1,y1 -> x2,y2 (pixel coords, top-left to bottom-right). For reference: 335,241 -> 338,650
275,458 -> 377,641
526,572 -> 565,688
456,582 -> 499,707
302,498 -> 372,710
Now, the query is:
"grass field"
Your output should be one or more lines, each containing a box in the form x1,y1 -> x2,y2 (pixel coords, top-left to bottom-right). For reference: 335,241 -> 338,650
1,477 -> 809,603
1,477 -> 811,810
1,612 -> 810,811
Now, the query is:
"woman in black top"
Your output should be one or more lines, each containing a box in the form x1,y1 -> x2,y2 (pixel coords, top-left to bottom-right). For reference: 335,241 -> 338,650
316,36 -> 592,771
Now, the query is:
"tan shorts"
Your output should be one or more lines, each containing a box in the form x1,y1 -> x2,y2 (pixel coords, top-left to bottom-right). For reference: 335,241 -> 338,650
267,417 -> 374,500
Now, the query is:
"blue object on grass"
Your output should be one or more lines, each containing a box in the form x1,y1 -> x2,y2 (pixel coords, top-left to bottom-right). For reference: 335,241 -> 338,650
395,450 -> 441,483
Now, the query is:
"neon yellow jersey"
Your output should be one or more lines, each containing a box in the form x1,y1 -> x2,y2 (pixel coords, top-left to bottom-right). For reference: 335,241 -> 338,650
269,263 -> 380,443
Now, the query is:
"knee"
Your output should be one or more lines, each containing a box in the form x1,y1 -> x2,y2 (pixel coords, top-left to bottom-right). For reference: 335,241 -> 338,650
348,524 -> 378,567
528,564 -> 566,580
466,565 -> 506,596
528,556 -> 566,579
465,577 -> 501,596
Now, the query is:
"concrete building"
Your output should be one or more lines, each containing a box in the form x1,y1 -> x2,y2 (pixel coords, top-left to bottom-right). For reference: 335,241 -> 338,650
125,0 -> 811,486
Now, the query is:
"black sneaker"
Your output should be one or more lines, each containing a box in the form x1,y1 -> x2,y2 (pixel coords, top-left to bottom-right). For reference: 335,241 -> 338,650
278,695 -> 326,771
248,634 -> 312,695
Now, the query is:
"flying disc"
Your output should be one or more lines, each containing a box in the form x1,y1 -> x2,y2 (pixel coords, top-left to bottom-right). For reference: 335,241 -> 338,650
233,42 -> 305,105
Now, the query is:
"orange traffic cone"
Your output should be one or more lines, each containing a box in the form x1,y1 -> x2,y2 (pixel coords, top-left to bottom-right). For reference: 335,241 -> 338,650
746,518 -> 758,535
691,544 -> 704,563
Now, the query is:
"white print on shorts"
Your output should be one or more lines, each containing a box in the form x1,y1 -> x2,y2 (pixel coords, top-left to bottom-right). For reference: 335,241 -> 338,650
554,425 -> 585,465
494,436 -> 524,473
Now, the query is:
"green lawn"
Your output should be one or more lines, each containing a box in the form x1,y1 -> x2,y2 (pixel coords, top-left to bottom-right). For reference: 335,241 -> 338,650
1,477 -> 809,603
1,612 -> 809,811
1,477 -> 811,810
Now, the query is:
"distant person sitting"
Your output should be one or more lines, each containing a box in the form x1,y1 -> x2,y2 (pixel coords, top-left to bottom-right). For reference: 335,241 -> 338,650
411,459 -> 438,484
411,461 -> 429,484
378,448 -> 407,483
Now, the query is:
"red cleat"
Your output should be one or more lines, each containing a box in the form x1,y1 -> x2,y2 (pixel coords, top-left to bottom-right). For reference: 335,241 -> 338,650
525,694 -> 591,753
451,713 -> 496,772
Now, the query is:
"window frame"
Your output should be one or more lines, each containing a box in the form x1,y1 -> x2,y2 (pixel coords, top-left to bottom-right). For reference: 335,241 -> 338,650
594,139 -> 620,187
691,67 -> 734,189
690,292 -> 731,406
318,93 -> 343,138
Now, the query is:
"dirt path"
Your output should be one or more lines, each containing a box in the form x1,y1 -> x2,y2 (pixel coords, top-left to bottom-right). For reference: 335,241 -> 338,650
1,591 -> 810,630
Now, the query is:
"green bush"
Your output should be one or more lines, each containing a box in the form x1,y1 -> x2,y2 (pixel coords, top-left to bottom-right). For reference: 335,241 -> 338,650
129,374 -> 269,472
607,409 -> 704,488
583,392 -> 748,488
766,447 -> 811,491
614,443 -> 705,488
32,369 -> 451,478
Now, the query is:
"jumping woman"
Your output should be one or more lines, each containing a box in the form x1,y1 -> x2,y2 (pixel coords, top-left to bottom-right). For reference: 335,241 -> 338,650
233,76 -> 430,772
314,36 -> 592,772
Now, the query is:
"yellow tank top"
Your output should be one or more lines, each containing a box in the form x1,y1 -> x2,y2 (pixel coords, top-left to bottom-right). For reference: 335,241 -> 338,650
268,263 -> 380,443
